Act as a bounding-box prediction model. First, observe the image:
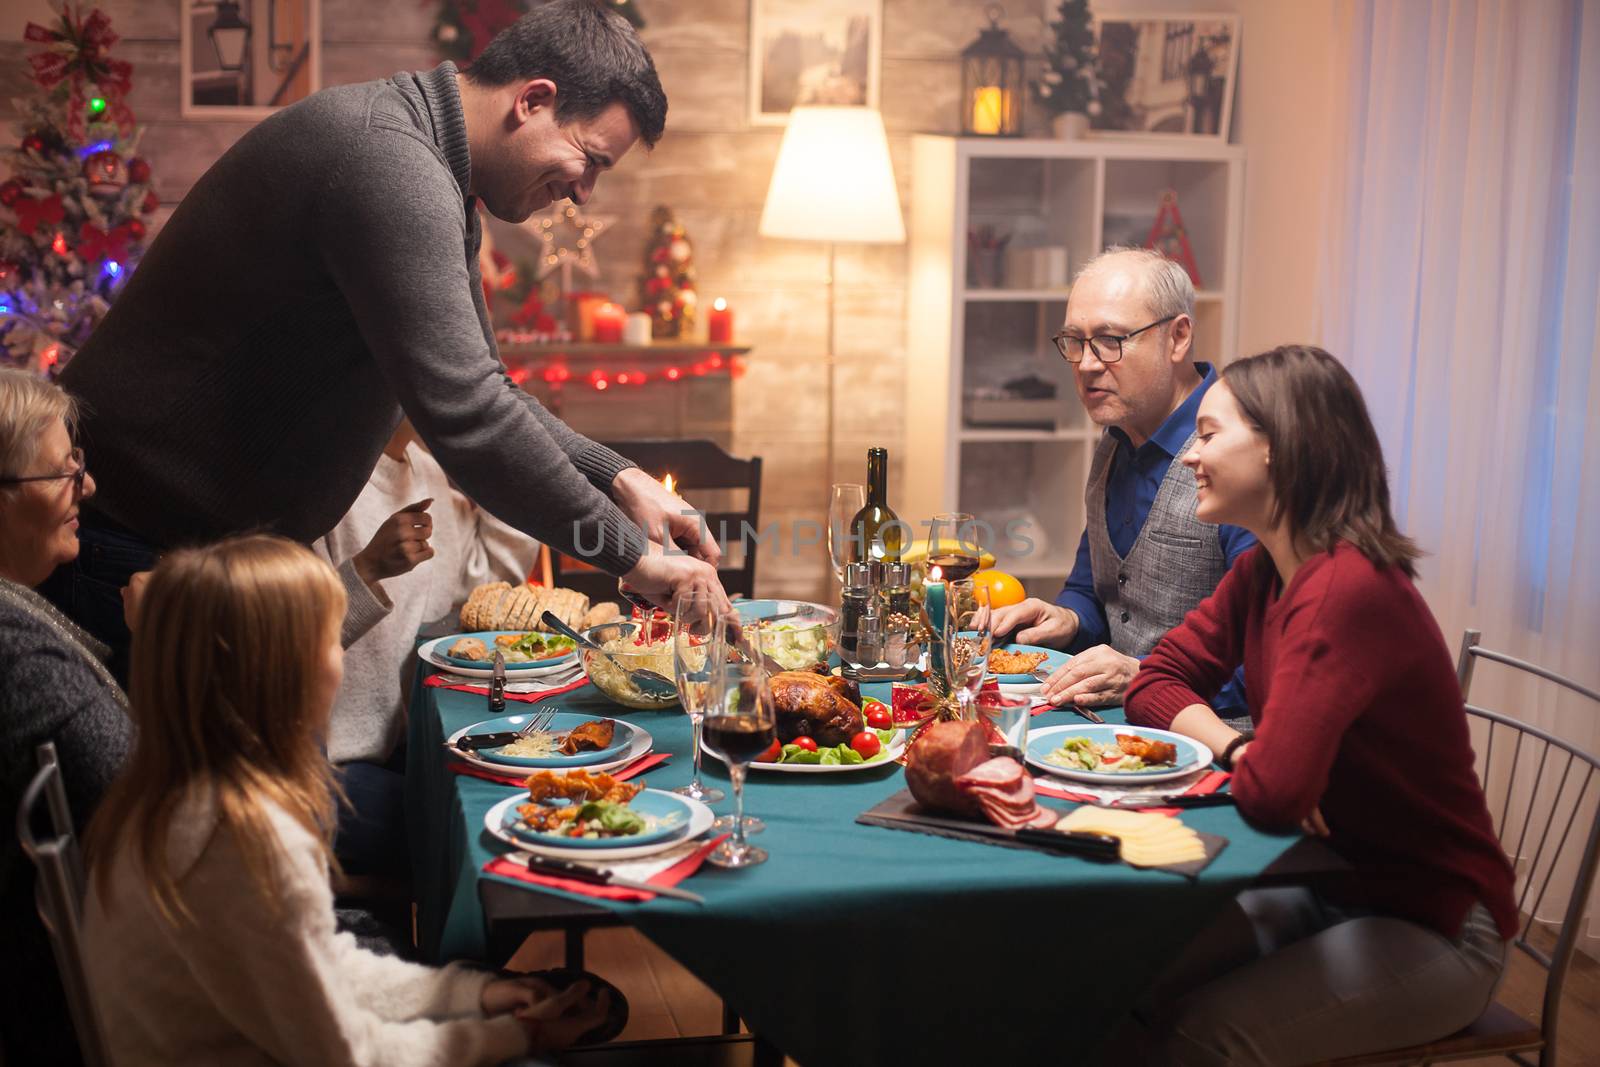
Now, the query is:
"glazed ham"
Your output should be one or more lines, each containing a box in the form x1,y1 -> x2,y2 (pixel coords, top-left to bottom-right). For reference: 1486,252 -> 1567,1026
904,722 -> 1055,831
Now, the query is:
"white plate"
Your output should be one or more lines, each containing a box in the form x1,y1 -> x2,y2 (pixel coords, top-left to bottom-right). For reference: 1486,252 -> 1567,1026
419,635 -> 582,680
483,790 -> 714,860
447,716 -> 653,776
700,730 -> 907,774
1025,723 -> 1214,785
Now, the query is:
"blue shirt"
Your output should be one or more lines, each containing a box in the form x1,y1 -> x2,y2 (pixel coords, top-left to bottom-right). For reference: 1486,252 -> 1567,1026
1053,363 -> 1255,712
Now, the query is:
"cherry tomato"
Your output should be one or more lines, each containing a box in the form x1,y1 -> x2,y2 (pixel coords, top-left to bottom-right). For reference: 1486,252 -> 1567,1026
757,739 -> 782,762
850,731 -> 882,759
792,736 -> 818,752
864,703 -> 893,730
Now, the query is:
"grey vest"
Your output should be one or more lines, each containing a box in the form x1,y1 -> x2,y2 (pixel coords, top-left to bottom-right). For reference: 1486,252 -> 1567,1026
1085,430 -> 1228,657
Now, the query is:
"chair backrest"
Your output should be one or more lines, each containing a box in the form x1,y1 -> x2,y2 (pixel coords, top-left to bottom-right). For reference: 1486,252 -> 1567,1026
553,438 -> 764,602
16,742 -> 109,1067
1455,629 -> 1600,1059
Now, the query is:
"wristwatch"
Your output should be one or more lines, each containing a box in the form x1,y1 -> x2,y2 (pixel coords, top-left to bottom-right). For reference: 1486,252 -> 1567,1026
1220,731 -> 1255,769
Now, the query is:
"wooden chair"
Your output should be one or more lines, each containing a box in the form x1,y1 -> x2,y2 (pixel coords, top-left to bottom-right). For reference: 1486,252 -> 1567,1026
553,439 -> 763,604
16,743 -> 109,1067
1316,629 -> 1600,1066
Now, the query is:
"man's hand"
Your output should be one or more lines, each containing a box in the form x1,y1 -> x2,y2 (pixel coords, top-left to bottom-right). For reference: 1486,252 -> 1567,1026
352,499 -> 433,589
990,597 -> 1080,649
611,467 -> 723,568
121,570 -> 151,632
622,544 -> 732,619
1041,644 -> 1140,707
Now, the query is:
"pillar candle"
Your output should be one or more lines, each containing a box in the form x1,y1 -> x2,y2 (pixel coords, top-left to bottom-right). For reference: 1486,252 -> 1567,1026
971,87 -> 1005,135
707,297 -> 734,344
623,311 -> 652,346
923,572 -> 947,688
592,302 -> 625,343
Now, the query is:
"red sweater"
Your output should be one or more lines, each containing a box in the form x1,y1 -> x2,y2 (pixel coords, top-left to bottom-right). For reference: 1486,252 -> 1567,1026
1126,542 -> 1517,940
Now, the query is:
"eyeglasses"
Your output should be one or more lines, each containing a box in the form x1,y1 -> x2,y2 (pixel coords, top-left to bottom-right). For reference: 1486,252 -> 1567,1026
0,447 -> 87,494
1053,315 -> 1178,364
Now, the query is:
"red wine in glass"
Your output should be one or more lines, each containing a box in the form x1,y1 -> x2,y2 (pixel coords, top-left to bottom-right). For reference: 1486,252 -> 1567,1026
703,717 -> 777,765
927,552 -> 982,582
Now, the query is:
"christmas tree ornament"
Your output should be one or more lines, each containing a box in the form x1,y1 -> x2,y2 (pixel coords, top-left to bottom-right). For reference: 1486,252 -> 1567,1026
637,205 -> 696,339
140,189 -> 158,214
81,148 -> 126,197
2,2 -> 153,372
521,203 -> 614,296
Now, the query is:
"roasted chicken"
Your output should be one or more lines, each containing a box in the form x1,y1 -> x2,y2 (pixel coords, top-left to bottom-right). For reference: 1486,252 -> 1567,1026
769,671 -> 862,746
559,719 -> 615,755
1116,734 -> 1178,765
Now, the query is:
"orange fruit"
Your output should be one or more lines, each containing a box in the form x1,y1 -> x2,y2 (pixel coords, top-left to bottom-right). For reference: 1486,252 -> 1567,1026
971,569 -> 1025,608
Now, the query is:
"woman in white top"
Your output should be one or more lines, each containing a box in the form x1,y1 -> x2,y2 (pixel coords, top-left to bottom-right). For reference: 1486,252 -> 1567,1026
82,534 -> 605,1065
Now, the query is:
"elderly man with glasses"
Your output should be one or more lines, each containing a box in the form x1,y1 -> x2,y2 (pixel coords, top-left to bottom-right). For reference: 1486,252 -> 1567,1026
993,247 -> 1254,717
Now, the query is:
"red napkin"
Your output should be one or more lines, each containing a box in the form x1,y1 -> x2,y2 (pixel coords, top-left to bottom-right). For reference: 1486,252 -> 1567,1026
424,673 -> 591,702
446,751 -> 672,787
483,833 -> 729,901
1034,769 -> 1231,818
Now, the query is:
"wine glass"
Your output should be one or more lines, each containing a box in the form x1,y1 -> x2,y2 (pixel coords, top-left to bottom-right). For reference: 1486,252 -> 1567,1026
827,483 -> 866,580
946,579 -> 993,719
671,594 -> 726,804
702,657 -> 776,868
928,512 -> 983,581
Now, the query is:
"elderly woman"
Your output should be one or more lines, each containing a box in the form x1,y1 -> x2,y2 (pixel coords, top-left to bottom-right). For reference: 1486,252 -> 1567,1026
0,365 -> 134,1065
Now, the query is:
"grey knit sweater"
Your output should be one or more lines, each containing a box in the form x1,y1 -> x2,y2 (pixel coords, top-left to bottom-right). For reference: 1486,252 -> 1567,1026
61,63 -> 646,575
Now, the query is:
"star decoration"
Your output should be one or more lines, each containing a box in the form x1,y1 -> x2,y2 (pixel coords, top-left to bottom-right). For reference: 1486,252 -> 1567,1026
522,204 -> 616,292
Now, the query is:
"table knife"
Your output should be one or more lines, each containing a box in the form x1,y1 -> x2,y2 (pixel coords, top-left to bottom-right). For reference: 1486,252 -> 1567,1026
1109,792 -> 1234,810
489,651 -> 506,715
1013,827 -> 1122,861
514,853 -> 705,904
457,730 -> 524,751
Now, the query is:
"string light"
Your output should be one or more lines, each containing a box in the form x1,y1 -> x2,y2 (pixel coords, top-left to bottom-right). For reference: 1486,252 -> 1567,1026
88,97 -> 107,115
51,233 -> 68,255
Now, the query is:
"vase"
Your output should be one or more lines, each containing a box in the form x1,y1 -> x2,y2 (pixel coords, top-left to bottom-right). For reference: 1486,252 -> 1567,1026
1052,111 -> 1089,141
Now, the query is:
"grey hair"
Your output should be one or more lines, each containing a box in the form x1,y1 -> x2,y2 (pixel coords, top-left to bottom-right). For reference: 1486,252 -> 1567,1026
0,367 -> 76,484
1073,246 -> 1195,322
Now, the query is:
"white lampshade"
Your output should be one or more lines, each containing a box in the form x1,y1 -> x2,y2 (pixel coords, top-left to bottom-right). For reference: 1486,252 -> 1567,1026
759,107 -> 905,245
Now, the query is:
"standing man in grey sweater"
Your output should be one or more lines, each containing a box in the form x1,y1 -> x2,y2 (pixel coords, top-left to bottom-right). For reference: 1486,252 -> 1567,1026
50,0 -> 723,676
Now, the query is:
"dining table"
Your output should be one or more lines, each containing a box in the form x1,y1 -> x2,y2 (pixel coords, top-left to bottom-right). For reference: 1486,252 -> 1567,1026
406,672 -> 1302,1066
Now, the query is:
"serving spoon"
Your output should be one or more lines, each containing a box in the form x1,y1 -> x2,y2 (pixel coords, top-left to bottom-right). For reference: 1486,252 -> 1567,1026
540,611 -> 678,699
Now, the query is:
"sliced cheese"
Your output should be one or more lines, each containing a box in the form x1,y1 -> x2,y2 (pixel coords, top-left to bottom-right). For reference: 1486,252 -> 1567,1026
1055,807 -> 1208,867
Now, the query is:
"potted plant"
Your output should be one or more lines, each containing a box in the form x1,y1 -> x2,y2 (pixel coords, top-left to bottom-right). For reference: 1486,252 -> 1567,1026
1034,0 -> 1100,139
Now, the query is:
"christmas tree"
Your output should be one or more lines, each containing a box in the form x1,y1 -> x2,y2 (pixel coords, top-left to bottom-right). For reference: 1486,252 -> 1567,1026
1035,0 -> 1101,117
638,205 -> 695,339
0,2 -> 155,374
430,0 -> 645,64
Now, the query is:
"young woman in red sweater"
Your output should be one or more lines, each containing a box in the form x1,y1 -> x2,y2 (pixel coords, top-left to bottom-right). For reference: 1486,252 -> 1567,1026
1123,345 -> 1516,1065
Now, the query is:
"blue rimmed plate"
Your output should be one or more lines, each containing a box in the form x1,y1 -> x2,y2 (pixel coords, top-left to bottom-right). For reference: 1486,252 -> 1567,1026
989,643 -> 1072,684
483,791 -> 713,861
1025,723 -> 1214,784
434,631 -> 579,671
453,712 -> 635,768
499,788 -> 695,850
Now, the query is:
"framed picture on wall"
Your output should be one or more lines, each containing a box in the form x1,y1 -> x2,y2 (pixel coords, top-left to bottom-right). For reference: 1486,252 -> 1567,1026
749,0 -> 882,126
1091,14 -> 1240,140
181,0 -> 321,120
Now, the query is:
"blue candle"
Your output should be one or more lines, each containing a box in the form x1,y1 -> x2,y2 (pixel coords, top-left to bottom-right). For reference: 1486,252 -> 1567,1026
924,571 -> 947,688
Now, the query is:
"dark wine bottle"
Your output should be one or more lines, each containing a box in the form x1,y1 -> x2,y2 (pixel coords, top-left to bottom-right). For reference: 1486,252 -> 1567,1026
849,447 -> 904,563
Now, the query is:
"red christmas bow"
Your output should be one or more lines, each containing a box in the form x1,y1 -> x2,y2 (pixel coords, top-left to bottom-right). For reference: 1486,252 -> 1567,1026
25,5 -> 135,139
13,194 -> 66,237
77,221 -> 133,263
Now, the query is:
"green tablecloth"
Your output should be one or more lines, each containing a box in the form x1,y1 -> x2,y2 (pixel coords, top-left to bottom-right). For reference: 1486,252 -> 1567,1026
408,679 -> 1298,1066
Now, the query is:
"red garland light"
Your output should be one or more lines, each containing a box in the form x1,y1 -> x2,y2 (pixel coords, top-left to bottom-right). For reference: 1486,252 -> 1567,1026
615,372 -> 630,385
507,366 -> 531,385
665,366 -> 681,380
708,353 -> 724,369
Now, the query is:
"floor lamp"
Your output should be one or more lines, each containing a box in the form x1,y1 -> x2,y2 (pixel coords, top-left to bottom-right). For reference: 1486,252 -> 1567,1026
758,107 -> 906,486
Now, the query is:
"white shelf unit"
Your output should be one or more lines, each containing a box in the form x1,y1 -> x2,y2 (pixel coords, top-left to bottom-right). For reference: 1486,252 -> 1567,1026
904,136 -> 1245,593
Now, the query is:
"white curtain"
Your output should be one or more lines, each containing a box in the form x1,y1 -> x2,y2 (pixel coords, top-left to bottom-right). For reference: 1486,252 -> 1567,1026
1318,0 -> 1600,955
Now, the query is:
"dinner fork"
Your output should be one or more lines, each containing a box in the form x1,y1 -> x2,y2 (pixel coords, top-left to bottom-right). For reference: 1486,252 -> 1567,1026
517,705 -> 560,737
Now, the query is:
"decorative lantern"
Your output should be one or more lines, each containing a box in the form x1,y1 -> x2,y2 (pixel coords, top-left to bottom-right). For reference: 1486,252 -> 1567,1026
961,5 -> 1024,137
208,0 -> 252,72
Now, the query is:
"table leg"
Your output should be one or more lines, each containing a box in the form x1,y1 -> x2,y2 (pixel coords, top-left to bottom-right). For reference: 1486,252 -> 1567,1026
564,926 -> 585,971
721,998 -> 740,1035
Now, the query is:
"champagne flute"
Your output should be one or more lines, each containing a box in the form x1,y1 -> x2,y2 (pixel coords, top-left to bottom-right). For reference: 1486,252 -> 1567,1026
947,579 -> 993,719
828,483 -> 867,580
671,594 -> 726,804
703,656 -> 776,868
